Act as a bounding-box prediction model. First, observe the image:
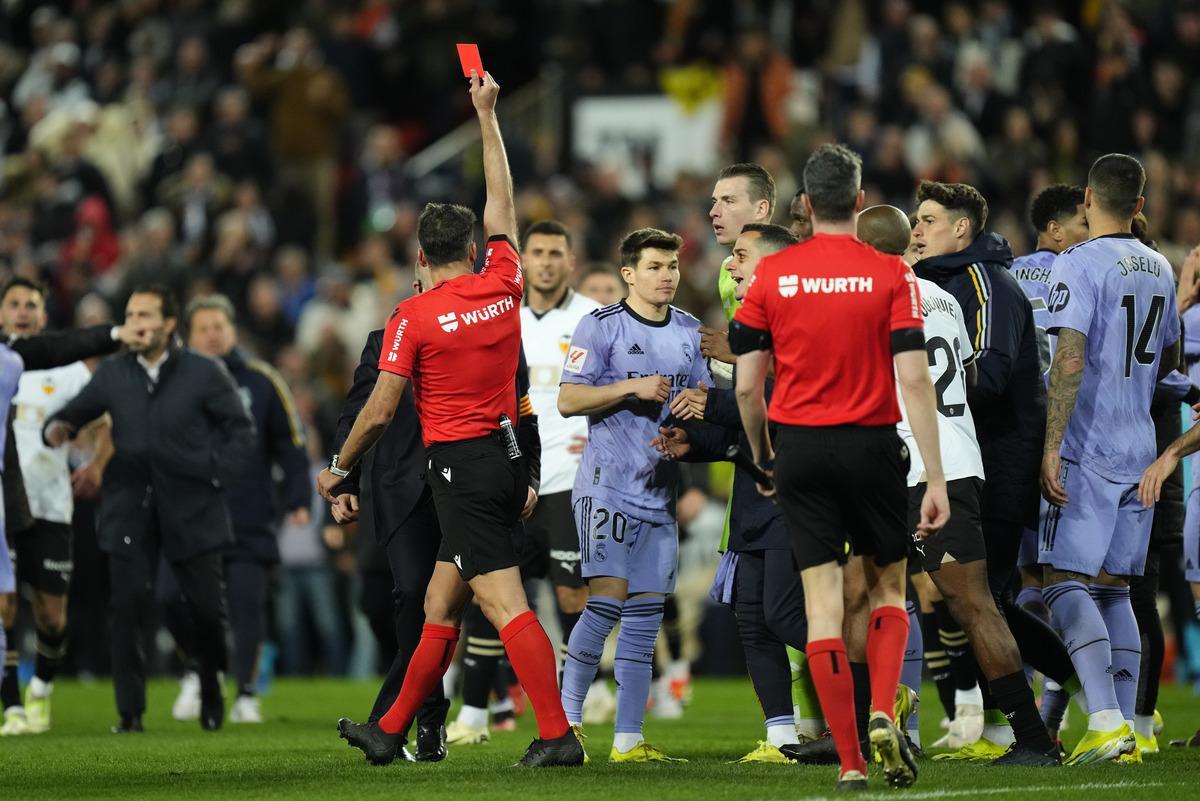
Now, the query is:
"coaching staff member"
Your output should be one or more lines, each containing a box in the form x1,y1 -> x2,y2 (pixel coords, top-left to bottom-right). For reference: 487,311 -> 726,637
44,285 -> 255,733
160,294 -> 311,724
729,144 -> 948,792
317,71 -> 581,769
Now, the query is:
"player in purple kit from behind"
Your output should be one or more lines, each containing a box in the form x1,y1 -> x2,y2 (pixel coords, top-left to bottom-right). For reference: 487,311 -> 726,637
1039,154 -> 1180,765
556,228 -> 711,763
0,343 -> 27,693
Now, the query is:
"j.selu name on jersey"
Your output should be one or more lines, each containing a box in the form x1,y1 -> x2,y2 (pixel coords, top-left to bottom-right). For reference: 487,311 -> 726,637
1117,254 -> 1161,278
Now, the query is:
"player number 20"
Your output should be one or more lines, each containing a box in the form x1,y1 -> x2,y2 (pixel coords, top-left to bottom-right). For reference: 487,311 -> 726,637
590,507 -> 627,544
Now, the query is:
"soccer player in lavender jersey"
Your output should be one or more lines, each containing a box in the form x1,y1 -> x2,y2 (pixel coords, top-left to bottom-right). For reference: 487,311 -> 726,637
1040,154 -> 1180,765
557,228 -> 711,763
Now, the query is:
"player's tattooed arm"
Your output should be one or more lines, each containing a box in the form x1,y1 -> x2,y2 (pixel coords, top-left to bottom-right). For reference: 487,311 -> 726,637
1041,327 -> 1086,506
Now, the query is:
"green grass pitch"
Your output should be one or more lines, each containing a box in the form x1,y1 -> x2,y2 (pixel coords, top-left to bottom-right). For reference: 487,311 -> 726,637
3,677 -> 1198,800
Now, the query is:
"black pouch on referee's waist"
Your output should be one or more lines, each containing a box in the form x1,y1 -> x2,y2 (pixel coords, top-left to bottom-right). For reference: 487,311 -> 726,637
497,414 -> 522,461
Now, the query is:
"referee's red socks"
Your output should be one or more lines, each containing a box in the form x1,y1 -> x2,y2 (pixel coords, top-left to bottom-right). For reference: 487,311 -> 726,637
866,605 -> 910,718
808,638 -> 866,776
501,610 -> 570,740
378,623 -> 460,735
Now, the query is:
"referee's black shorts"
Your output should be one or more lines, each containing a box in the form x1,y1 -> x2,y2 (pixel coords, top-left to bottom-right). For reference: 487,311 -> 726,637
426,434 -> 527,581
907,477 -> 986,573
774,425 -> 909,571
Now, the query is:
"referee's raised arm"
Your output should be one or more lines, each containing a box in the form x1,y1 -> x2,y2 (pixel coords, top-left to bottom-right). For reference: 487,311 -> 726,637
470,71 -> 517,243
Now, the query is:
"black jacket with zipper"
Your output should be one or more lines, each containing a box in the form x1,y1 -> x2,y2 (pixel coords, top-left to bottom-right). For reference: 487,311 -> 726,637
914,233 -> 1045,525
45,343 -> 256,561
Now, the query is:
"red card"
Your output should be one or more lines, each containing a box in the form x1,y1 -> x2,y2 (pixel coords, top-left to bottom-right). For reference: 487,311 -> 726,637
457,43 -> 484,78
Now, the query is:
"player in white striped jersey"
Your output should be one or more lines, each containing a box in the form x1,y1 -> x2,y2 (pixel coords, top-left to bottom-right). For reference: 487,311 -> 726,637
858,206 -> 1061,767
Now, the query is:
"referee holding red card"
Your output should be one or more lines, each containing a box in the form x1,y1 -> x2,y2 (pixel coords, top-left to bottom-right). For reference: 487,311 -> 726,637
316,69 -> 582,769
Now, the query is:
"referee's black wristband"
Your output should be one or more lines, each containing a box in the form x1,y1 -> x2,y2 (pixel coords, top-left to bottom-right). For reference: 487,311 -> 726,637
1184,385 -> 1200,406
890,327 -> 925,354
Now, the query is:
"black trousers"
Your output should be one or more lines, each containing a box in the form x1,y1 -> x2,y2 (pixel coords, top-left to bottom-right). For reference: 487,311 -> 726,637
365,493 -> 450,734
110,516 -> 229,719
732,548 -> 808,722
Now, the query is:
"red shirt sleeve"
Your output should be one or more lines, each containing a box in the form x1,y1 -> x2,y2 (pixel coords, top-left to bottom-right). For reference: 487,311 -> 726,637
733,260 -> 770,331
890,259 -> 923,332
378,300 -> 421,377
481,235 -> 524,300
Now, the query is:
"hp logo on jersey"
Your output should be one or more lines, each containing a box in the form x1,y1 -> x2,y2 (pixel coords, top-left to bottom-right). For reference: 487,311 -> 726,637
778,275 -> 799,298
438,312 -> 459,332
1047,283 -> 1071,313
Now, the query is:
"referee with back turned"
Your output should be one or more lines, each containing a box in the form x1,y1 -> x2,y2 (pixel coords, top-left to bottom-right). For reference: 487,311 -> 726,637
316,71 -> 582,768
729,144 -> 949,792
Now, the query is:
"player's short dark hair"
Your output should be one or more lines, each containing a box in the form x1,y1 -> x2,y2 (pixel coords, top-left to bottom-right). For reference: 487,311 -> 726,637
130,283 -> 178,320
1029,184 -> 1085,232
917,180 -> 989,237
522,219 -> 572,249
1088,153 -> 1145,218
718,163 -> 776,212
0,276 -> 46,304
417,202 -> 477,267
184,294 -> 236,327
803,144 -> 863,222
739,223 -> 798,255
619,228 -> 683,268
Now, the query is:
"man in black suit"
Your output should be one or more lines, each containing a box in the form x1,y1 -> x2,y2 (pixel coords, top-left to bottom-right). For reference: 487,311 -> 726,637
44,285 -> 255,733
328,327 -> 450,762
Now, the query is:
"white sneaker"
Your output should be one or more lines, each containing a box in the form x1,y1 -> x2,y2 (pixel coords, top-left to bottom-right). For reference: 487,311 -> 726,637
951,703 -> 984,744
650,678 -> 684,720
172,672 -> 201,721
1,706 -> 30,736
230,695 -> 263,724
445,719 -> 489,745
582,679 -> 616,725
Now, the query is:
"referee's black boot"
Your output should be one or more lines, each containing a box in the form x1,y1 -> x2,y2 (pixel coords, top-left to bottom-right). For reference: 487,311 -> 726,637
111,715 -> 143,734
988,742 -> 1062,767
779,731 -> 838,764
416,723 -> 447,762
199,672 -> 225,731
339,718 -> 404,766
514,728 -> 586,768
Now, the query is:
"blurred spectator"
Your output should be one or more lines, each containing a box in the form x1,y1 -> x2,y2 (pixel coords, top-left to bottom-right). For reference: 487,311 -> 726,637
204,87 -> 273,188
160,36 -> 221,118
720,31 -> 793,161
237,28 -> 348,259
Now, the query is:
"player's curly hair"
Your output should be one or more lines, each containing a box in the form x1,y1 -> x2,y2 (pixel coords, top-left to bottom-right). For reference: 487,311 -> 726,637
1029,184 -> 1084,233
619,228 -> 683,268
916,181 -> 989,237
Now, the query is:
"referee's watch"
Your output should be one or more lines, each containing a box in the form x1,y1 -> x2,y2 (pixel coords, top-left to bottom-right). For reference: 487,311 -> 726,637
328,455 -> 351,478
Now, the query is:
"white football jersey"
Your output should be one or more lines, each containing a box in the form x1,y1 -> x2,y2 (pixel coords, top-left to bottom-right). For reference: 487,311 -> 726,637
14,361 -> 93,523
896,279 -> 985,486
521,289 -> 601,495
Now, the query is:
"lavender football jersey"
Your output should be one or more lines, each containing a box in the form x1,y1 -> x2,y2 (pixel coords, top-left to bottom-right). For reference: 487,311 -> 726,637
561,301 -> 711,523
1009,248 -> 1057,382
0,343 -> 25,591
1047,234 -> 1180,482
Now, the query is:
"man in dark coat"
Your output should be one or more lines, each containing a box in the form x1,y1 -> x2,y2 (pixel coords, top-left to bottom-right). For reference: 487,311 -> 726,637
44,285 -> 255,733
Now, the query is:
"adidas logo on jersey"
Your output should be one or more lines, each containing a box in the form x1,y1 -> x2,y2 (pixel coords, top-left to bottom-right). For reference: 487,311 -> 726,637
627,344 -> 645,355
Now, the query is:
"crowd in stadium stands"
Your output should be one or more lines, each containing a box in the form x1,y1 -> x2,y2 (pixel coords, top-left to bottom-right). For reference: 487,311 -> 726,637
2,0 -> 1200,681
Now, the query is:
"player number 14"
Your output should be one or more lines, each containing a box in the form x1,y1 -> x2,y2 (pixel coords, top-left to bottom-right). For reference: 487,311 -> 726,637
1120,294 -> 1165,378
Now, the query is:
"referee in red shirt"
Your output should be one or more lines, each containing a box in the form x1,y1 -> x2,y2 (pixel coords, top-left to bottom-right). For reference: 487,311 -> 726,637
730,144 -> 949,791
316,72 -> 582,768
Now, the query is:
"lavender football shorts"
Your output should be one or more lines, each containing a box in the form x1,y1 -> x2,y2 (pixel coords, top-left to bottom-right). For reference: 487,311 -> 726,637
573,492 -> 678,595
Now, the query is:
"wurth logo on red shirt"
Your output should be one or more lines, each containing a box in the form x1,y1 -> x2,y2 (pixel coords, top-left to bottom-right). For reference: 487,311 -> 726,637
437,296 -> 515,334
800,276 -> 875,294
386,318 -> 409,362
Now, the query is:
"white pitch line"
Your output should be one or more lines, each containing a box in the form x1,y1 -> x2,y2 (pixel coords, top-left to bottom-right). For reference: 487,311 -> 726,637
760,780 -> 1168,801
